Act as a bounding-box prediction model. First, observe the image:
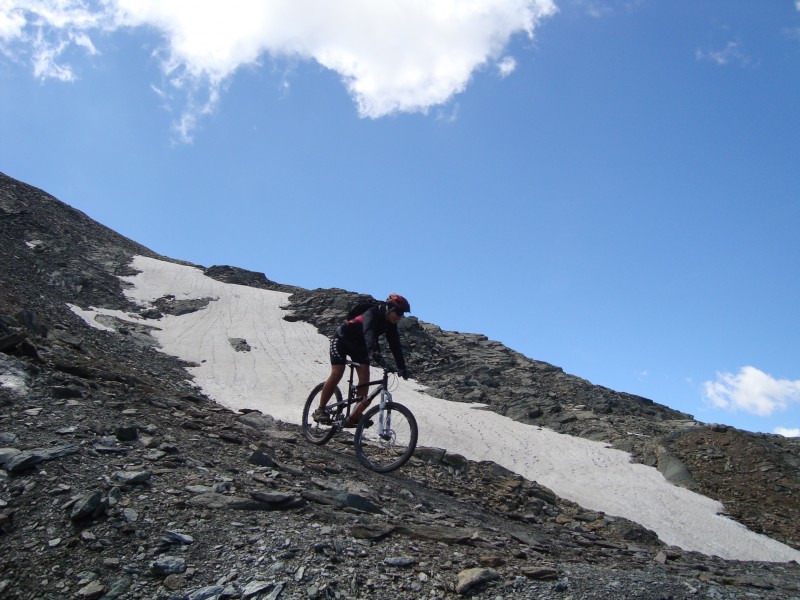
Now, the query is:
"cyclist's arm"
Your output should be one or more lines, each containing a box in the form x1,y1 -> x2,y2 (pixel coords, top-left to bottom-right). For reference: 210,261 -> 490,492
385,325 -> 406,371
361,307 -> 381,354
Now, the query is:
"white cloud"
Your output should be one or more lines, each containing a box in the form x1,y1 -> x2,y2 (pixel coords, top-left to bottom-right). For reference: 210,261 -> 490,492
582,1 -> 613,19
497,55 -> 517,78
2,0 -> 558,140
703,366 -> 800,417
576,0 -> 645,19
0,4 -> 26,42
775,427 -> 800,438
435,102 -> 460,123
71,31 -> 97,55
32,35 -> 75,81
695,40 -> 754,68
1,1 -> 107,78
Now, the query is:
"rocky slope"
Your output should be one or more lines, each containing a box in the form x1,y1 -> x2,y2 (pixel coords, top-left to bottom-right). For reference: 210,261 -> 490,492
1,172 -> 799,599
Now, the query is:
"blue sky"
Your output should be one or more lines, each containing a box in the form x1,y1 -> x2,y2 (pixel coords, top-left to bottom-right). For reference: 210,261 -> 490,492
2,0 -> 799,437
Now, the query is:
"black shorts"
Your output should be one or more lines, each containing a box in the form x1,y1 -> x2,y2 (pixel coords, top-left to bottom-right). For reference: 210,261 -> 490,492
330,333 -> 369,366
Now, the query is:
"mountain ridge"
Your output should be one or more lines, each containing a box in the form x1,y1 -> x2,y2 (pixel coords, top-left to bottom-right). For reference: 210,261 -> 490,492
1,171 -> 799,598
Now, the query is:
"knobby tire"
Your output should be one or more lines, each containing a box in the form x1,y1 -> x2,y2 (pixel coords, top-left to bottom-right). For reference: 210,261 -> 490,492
354,402 -> 418,472
302,382 -> 342,445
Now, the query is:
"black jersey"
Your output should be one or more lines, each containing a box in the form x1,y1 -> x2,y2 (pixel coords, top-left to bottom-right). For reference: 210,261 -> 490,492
337,303 -> 406,370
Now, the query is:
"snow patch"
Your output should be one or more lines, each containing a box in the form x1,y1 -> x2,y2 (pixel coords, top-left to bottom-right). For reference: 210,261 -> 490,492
66,255 -> 800,563
68,304 -> 141,334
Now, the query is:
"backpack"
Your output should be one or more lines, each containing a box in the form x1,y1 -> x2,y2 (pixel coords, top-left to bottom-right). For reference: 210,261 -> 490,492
345,299 -> 379,320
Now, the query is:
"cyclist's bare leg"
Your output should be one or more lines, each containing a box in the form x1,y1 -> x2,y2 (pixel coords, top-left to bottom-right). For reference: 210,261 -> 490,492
347,363 -> 372,425
356,363 -> 369,395
318,365 -> 346,409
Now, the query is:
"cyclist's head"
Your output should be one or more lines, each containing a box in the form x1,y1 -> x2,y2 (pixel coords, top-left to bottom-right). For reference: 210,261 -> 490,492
386,293 -> 410,316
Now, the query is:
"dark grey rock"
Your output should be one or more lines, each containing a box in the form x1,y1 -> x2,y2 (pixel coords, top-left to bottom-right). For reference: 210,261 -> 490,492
385,556 -> 416,567
247,449 -> 278,468
150,556 -> 186,576
162,530 -> 194,545
5,444 -> 79,474
114,426 -> 138,442
70,491 -> 104,521
0,448 -> 21,467
112,470 -> 152,485
0,432 -> 19,444
456,567 -> 500,594
186,586 -> 225,600
657,450 -> 695,487
228,338 -> 251,352
235,410 -> 277,431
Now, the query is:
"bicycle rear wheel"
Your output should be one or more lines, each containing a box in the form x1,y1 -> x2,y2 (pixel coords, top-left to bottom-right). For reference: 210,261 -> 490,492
302,383 -> 342,445
354,402 -> 418,472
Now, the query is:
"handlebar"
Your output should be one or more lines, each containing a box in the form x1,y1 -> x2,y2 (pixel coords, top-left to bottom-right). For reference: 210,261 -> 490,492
344,360 -> 399,373
345,359 -> 398,375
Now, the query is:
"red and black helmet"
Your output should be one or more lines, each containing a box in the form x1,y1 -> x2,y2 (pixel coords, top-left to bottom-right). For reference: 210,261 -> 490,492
386,293 -> 410,314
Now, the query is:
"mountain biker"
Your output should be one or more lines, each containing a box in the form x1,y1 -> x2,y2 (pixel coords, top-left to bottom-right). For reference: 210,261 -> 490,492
313,294 -> 410,428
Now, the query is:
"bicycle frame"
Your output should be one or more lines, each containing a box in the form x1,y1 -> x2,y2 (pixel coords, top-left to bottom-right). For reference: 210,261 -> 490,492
333,361 -> 393,431
346,362 -> 390,403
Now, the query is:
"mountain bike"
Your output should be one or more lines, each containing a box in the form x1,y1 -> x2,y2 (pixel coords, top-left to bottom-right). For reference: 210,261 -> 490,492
302,361 -> 418,473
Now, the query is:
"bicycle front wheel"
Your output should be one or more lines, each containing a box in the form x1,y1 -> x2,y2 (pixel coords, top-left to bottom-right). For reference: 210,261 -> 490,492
302,383 -> 342,445
354,402 -> 418,472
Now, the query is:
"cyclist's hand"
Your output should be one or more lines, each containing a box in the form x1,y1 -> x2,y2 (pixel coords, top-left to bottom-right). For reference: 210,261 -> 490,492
398,367 -> 409,379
